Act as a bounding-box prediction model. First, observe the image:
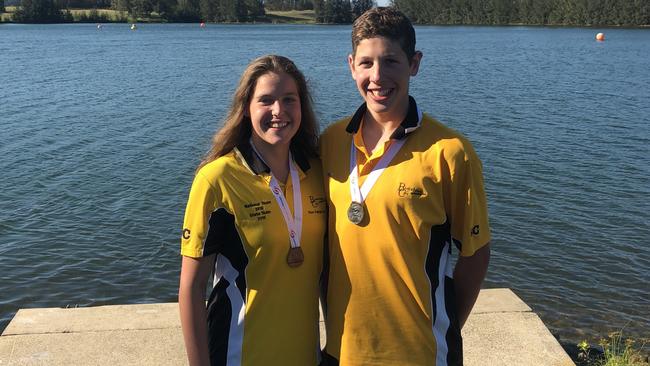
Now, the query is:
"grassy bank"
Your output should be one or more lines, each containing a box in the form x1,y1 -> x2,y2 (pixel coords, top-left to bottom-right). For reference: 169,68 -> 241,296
68,9 -> 129,22
1,5 -> 16,21
263,10 -> 315,24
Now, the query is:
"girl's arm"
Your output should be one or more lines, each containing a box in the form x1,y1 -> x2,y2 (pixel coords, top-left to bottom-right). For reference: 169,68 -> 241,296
179,254 -> 215,366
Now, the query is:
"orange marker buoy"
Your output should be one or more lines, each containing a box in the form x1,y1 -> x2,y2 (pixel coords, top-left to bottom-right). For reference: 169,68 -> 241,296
596,32 -> 605,41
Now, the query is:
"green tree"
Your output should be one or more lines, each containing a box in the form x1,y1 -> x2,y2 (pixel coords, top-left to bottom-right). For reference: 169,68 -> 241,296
215,0 -> 245,21
13,0 -> 65,22
111,0 -> 131,12
357,0 -> 649,25
264,0 -> 282,10
244,0 -> 263,20
199,0 -> 215,20
173,0 -> 199,21
491,0 -> 513,24
150,0 -> 174,16
319,0 -> 351,23
130,0 -> 152,17
313,0 -> 324,21
1,0 -> 6,13
351,0 -> 373,19
297,0 -> 312,10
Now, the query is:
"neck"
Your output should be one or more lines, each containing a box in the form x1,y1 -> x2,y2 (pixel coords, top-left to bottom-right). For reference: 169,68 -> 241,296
361,113 -> 402,155
251,138 -> 291,183
361,98 -> 410,154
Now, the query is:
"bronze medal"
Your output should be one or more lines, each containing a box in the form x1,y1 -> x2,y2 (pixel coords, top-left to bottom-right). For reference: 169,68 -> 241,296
287,246 -> 304,268
347,201 -> 364,225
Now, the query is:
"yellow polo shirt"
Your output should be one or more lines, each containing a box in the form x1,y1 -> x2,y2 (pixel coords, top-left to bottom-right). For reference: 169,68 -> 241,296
320,97 -> 490,366
181,142 -> 326,366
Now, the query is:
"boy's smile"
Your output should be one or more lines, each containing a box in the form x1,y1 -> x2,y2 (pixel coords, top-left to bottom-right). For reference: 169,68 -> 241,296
349,36 -> 421,123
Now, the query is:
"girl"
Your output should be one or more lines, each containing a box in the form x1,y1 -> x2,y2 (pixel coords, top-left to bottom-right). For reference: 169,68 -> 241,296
179,55 -> 326,366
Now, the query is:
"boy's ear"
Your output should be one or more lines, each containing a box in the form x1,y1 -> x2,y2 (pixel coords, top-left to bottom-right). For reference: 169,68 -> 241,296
409,51 -> 423,76
348,54 -> 356,80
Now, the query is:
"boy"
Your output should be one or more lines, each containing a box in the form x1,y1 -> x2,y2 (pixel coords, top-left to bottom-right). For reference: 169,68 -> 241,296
320,7 -> 491,366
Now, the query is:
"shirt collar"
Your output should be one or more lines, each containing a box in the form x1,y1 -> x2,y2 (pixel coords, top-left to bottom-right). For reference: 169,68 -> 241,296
236,141 -> 310,176
345,96 -> 421,140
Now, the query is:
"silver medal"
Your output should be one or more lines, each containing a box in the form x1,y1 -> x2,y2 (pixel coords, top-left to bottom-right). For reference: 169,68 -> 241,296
347,202 -> 364,225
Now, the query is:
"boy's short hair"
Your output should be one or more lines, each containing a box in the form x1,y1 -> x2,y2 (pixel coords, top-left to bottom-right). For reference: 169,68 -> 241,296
351,7 -> 416,60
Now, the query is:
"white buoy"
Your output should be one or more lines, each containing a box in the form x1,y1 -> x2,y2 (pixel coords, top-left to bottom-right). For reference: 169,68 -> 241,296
131,24 -> 137,31
97,24 -> 102,29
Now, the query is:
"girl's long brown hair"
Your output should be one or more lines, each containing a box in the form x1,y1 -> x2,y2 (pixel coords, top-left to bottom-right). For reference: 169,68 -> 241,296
197,55 -> 319,172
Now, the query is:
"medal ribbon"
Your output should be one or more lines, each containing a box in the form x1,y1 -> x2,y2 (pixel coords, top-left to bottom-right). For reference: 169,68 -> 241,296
349,138 -> 405,205
349,108 -> 421,204
250,140 -> 302,249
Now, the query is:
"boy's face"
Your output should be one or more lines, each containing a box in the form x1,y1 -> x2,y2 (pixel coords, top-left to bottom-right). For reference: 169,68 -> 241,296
348,36 -> 421,122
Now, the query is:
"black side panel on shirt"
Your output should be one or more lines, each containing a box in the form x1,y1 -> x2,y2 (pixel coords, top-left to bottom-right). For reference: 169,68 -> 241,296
320,351 -> 339,366
207,277 -> 231,366
205,208 -> 248,299
320,231 -> 330,317
427,221 -> 464,365
203,209 -> 229,257
425,221 -> 451,318
445,276 -> 463,366
204,208 -> 249,365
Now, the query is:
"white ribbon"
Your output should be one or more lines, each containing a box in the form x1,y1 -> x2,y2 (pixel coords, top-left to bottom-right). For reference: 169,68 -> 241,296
349,108 -> 421,205
349,138 -> 405,205
250,140 -> 302,249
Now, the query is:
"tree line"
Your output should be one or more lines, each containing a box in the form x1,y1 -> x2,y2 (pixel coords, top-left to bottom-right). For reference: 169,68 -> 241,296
6,0 -> 650,25
392,0 -> 650,26
7,0 -> 374,22
312,0 -> 372,23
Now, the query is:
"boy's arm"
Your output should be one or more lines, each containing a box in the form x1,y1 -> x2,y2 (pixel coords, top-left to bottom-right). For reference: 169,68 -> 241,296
453,243 -> 490,329
444,136 -> 491,329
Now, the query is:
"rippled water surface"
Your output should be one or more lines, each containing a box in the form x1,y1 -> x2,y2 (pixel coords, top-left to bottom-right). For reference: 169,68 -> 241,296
1,24 -> 649,344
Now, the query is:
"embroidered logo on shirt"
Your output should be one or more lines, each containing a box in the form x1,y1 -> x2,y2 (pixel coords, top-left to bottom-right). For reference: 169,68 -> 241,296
245,200 -> 272,221
309,196 -> 326,208
471,225 -> 480,236
398,183 -> 425,198
308,196 -> 326,214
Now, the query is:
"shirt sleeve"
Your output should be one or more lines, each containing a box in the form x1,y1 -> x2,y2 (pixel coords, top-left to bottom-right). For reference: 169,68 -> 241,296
446,140 -> 491,257
180,170 -> 221,258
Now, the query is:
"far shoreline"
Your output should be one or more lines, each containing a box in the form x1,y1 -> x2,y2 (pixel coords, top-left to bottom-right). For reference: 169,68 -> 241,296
1,7 -> 649,28
1,20 -> 649,29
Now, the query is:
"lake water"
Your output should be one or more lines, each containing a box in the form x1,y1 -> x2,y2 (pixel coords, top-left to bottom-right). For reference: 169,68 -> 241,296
1,24 -> 649,346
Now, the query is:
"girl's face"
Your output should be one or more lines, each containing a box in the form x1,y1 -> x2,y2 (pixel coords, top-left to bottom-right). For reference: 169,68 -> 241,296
247,71 -> 301,151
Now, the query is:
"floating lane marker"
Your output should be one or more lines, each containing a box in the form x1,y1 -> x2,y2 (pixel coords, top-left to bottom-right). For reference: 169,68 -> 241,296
596,32 -> 605,41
